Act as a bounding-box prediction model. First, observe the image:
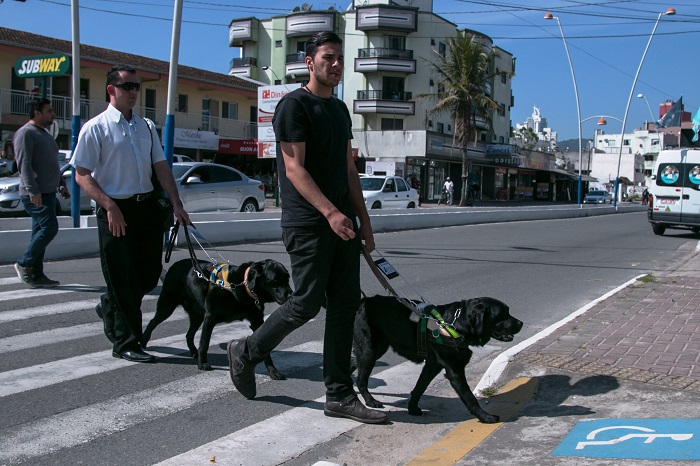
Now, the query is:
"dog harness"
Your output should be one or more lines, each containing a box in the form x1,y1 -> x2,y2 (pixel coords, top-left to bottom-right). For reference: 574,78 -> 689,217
207,263 -> 261,309
415,302 -> 469,357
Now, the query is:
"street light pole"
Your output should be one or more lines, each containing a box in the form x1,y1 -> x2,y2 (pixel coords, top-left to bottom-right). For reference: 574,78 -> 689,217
637,93 -> 656,124
614,8 -> 675,211
545,13 -> 582,206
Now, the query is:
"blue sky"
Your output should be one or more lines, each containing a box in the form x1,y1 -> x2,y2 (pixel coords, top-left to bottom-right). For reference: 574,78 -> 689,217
1,0 -> 697,142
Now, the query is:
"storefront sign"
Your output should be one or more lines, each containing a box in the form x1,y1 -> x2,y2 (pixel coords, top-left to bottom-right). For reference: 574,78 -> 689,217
15,53 -> 71,78
174,128 -> 218,150
491,156 -> 523,166
486,144 -> 519,156
218,138 -> 257,155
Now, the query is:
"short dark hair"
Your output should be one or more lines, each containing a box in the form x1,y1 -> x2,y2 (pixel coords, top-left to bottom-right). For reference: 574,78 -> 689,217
28,97 -> 51,119
305,31 -> 342,59
107,64 -> 137,85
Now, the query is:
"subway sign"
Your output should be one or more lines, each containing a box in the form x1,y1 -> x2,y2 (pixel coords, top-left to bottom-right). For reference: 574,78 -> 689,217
15,54 -> 71,78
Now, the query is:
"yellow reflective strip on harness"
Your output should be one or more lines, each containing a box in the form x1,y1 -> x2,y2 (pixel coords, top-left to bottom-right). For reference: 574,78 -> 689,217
210,264 -> 230,289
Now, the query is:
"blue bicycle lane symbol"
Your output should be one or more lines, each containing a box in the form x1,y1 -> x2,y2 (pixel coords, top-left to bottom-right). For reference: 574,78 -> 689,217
553,419 -> 700,460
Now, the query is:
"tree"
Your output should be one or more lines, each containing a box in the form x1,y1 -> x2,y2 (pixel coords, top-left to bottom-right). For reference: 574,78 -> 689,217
420,33 -> 499,206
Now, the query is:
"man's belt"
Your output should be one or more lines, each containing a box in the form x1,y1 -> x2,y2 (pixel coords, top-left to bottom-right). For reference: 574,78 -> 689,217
126,192 -> 153,201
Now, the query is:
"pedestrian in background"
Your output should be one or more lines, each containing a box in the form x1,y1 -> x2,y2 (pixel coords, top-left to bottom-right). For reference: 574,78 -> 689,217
13,97 -> 69,288
443,177 -> 454,205
72,65 -> 190,364
226,32 -> 387,424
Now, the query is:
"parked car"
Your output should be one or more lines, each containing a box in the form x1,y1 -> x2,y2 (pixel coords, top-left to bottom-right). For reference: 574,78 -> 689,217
361,175 -> 418,209
171,162 -> 265,213
583,190 -> 613,204
172,154 -> 193,163
0,164 -> 92,215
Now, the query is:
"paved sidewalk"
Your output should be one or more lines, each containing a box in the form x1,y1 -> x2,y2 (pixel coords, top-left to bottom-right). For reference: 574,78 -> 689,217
445,246 -> 700,464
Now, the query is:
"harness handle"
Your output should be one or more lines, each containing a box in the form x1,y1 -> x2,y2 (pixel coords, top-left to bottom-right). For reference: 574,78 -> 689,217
164,222 -> 206,279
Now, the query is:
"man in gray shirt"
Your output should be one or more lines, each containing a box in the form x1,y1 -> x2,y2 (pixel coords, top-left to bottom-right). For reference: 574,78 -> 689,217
13,97 -> 69,288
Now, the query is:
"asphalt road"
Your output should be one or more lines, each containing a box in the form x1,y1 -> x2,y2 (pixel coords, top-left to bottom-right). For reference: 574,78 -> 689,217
0,210 -> 696,465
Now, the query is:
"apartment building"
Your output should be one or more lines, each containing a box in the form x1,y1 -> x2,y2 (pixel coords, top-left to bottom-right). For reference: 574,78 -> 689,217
227,0 -> 542,202
0,27 -> 264,173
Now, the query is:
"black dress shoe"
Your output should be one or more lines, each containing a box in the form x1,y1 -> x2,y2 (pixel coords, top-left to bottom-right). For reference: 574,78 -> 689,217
95,304 -> 116,344
112,349 -> 155,363
227,339 -> 256,399
324,395 -> 389,424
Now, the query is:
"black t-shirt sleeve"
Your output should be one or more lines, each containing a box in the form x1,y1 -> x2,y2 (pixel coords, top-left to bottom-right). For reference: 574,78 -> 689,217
273,96 -> 308,143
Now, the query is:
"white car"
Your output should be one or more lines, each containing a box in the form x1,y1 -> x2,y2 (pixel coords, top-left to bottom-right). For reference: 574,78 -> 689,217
361,175 -> 419,209
171,162 -> 266,213
0,164 -> 92,215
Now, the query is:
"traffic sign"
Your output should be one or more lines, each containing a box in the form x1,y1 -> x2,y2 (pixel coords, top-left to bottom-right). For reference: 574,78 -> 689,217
553,419 -> 700,460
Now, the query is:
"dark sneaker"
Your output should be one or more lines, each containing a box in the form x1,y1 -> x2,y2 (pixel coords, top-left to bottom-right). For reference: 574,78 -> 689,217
227,339 -> 256,399
324,395 -> 389,424
14,263 -> 33,285
31,276 -> 59,288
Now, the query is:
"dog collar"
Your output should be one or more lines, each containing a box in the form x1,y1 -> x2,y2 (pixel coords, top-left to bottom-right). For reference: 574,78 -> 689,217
243,267 -> 261,309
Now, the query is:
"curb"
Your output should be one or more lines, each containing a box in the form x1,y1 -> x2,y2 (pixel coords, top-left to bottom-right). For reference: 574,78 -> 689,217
474,273 -> 647,394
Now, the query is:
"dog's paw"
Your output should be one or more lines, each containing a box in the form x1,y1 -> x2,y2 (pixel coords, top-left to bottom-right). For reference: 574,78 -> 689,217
367,399 -> 384,409
407,404 -> 423,416
478,413 -> 500,424
198,362 -> 212,371
268,369 -> 287,381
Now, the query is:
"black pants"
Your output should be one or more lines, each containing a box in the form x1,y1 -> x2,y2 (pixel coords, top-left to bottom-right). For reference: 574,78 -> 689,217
241,224 -> 361,401
96,197 -> 162,353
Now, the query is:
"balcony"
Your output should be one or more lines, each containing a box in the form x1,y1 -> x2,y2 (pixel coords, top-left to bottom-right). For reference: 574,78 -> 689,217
286,11 -> 336,38
355,5 -> 418,32
285,52 -> 310,78
229,57 -> 257,79
228,18 -> 259,47
353,90 -> 414,115
0,88 -> 256,140
355,48 -> 416,74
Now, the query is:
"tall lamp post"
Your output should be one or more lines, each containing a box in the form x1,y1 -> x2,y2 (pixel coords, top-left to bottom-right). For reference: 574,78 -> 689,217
637,93 -> 656,124
580,116 -> 622,191
545,13 -> 583,205
614,8 -> 675,211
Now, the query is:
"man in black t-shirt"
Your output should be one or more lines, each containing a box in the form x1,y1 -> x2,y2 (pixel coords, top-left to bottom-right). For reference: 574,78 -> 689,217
227,32 -> 387,424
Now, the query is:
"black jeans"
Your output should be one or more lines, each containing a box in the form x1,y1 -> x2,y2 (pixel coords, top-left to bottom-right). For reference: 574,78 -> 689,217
241,224 -> 361,401
96,197 -> 162,353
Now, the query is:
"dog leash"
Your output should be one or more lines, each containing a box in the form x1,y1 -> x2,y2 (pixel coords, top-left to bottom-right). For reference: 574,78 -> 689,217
361,245 -> 467,352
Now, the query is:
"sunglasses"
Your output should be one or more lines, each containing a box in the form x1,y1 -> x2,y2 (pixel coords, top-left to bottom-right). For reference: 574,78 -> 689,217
113,82 -> 141,92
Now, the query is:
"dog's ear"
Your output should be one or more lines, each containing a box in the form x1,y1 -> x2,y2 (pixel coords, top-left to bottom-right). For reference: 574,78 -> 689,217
462,299 -> 487,336
246,261 -> 265,291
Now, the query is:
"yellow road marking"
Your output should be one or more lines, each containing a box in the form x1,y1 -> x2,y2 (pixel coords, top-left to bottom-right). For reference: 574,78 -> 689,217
406,377 -> 538,465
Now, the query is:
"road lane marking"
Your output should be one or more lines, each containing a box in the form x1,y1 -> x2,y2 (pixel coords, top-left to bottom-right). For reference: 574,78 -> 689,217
0,307 -> 186,354
0,341 -> 326,465
0,295 -> 157,323
0,321 -> 261,397
406,377 -> 538,465
153,362 -> 422,466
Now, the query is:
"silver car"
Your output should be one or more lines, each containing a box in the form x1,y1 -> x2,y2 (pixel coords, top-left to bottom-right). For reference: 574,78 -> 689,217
361,175 -> 419,209
0,164 -> 92,215
171,162 -> 266,213
583,190 -> 613,204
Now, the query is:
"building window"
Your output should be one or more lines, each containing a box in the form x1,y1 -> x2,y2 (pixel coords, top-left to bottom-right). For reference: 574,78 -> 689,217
499,136 -> 505,143
499,103 -> 506,117
501,72 -> 507,84
381,118 -> 403,130
386,35 -> 406,50
438,42 -> 446,57
427,119 -> 433,129
275,40 -> 283,47
480,132 -> 487,142
222,101 -> 238,120
436,122 -> 444,133
623,139 -> 631,146
448,124 -> 452,132
176,94 -> 188,113
437,83 -> 444,94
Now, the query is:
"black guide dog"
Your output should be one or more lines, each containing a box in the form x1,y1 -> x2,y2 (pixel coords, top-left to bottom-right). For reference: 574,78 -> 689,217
353,295 -> 523,423
142,258 -> 292,375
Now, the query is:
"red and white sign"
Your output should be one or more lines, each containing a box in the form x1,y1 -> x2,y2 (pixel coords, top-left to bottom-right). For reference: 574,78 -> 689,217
218,138 -> 257,155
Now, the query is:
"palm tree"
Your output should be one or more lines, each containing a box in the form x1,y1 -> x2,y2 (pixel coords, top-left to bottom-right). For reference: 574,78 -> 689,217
420,33 -> 499,206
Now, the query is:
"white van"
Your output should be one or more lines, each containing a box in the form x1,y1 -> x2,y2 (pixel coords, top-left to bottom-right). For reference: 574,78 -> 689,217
648,149 -> 700,235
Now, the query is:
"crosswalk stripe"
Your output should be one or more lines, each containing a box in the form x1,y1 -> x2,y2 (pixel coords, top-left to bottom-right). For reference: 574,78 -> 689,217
0,307 -> 187,354
0,284 -> 100,302
154,362 -> 421,466
0,321 -> 270,398
0,277 -> 20,286
0,295 -> 157,323
0,341 -> 327,465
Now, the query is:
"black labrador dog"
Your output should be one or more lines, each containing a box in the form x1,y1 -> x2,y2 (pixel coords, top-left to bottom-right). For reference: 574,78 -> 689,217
142,258 -> 292,375
353,295 -> 523,423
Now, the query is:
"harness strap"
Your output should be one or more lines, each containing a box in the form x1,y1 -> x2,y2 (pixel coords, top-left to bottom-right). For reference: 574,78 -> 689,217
417,315 -> 428,358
